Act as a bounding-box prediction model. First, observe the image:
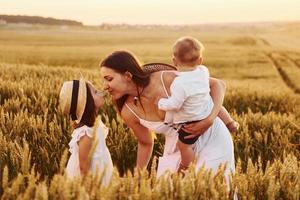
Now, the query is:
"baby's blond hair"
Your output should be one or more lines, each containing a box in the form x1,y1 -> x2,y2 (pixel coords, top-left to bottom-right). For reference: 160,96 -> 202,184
173,36 -> 204,65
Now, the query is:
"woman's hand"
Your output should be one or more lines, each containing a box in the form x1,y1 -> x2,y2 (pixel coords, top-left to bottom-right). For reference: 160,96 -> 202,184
181,117 -> 213,139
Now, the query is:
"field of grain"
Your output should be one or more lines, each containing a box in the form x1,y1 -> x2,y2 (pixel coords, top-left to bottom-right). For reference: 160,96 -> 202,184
0,23 -> 299,199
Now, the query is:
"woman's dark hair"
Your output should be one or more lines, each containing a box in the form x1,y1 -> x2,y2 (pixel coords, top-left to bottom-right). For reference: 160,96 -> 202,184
100,50 -> 150,112
75,83 -> 97,128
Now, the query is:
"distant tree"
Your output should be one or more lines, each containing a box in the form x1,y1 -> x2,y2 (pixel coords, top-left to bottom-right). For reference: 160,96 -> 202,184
0,15 -> 83,26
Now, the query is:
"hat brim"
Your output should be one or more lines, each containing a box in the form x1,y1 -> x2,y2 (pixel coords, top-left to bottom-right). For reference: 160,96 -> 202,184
143,63 -> 177,74
74,78 -> 87,123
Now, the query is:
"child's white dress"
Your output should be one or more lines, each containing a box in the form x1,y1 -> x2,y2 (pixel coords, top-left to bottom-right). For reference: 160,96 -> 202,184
66,121 -> 113,186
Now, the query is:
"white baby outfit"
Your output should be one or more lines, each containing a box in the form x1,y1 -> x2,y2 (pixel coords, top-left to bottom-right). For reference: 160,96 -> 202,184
158,65 -> 213,124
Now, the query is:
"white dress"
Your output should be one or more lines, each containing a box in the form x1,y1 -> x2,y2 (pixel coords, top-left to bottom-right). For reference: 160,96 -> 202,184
66,121 -> 113,186
124,71 -> 235,183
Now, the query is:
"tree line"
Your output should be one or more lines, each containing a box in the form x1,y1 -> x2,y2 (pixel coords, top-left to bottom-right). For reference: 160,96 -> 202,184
0,14 -> 83,26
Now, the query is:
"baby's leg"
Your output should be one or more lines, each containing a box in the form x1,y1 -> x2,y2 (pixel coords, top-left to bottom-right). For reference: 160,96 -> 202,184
177,140 -> 195,168
177,126 -> 199,170
218,106 -> 239,133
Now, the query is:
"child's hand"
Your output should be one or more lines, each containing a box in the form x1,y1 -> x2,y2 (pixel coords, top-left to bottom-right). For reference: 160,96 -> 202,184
154,96 -> 163,106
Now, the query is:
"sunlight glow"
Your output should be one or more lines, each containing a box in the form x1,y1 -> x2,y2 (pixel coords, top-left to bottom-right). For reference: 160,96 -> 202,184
0,0 -> 299,25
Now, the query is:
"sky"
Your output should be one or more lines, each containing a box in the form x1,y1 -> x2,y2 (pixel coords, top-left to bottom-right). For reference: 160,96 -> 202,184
0,0 -> 300,25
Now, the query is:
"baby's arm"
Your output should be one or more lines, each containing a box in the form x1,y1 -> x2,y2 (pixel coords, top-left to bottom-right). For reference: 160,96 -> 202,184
157,83 -> 186,111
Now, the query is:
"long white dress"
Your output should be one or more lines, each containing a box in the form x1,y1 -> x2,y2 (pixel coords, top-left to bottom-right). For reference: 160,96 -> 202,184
66,121 -> 113,186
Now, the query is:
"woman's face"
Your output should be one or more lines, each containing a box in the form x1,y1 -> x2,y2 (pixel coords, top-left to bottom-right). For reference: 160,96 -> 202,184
100,67 -> 130,100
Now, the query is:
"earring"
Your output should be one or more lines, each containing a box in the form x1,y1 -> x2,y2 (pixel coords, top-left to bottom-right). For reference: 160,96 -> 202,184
133,96 -> 138,105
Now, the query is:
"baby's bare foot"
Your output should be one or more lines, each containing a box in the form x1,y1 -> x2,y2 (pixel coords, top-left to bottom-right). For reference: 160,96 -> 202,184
226,121 -> 239,133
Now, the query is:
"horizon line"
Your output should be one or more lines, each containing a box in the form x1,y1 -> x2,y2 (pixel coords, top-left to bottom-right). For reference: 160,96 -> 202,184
1,13 -> 300,27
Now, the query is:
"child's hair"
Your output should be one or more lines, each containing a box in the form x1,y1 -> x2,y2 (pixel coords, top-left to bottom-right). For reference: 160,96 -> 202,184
76,83 -> 97,128
173,36 -> 204,65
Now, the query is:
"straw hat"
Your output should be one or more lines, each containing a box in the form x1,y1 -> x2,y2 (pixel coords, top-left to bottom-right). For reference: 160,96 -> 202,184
143,63 -> 177,74
59,79 -> 87,124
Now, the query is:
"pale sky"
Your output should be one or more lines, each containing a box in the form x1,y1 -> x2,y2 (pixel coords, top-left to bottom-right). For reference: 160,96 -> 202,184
0,0 -> 299,25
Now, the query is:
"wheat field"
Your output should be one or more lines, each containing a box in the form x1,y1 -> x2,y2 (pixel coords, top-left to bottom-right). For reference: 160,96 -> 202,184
0,23 -> 299,199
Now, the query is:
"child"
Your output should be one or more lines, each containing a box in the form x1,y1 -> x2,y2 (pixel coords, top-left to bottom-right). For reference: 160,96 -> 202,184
59,79 -> 113,185
158,36 -> 239,172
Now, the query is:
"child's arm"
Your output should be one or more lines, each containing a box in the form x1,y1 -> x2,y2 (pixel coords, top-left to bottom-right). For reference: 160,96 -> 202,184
78,135 -> 92,175
158,96 -> 184,111
157,82 -> 186,111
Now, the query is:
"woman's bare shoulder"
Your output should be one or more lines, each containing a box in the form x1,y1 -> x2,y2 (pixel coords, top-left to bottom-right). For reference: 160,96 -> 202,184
150,71 -> 177,85
120,101 -> 139,125
119,101 -> 150,137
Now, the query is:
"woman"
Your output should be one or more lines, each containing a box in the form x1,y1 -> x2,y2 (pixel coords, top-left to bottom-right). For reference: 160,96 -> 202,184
99,50 -> 235,179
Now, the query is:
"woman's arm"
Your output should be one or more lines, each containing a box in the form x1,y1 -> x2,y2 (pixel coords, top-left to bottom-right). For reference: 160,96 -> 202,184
207,77 -> 226,121
182,77 -> 226,137
121,106 -> 154,170
78,135 -> 93,175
